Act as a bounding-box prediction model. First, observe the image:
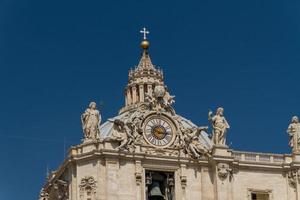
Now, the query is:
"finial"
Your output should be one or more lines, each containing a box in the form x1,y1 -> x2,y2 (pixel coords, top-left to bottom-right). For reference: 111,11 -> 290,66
140,27 -> 150,50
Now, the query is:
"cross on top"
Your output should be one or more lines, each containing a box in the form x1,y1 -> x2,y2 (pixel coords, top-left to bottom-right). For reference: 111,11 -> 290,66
140,27 -> 149,40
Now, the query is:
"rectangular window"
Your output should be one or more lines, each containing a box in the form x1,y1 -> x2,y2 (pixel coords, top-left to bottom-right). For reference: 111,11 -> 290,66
251,192 -> 269,200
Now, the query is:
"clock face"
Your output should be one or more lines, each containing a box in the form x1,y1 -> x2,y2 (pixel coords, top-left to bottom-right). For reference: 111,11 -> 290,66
143,116 -> 176,148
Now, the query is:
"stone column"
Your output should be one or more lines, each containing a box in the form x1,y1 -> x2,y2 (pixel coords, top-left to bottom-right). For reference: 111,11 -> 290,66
126,88 -> 132,105
139,85 -> 144,102
147,84 -> 153,96
179,164 -> 187,200
132,86 -> 137,104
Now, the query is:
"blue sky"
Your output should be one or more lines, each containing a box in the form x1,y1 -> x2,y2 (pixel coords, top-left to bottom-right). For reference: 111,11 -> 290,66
1,0 -> 300,199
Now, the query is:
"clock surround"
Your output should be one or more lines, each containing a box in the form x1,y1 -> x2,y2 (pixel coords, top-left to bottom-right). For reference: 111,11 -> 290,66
142,113 -> 177,148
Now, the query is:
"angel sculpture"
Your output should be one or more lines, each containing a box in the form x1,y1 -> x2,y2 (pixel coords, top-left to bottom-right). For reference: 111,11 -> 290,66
111,119 -> 135,150
183,127 -> 210,159
163,91 -> 175,107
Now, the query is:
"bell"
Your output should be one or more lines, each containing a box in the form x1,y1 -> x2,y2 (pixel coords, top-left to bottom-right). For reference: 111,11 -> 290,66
149,181 -> 165,200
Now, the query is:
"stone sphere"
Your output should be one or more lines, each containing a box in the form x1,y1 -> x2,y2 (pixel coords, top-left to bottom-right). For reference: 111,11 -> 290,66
154,85 -> 165,98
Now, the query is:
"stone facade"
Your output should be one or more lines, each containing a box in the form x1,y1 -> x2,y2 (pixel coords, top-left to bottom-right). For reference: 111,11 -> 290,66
39,32 -> 300,200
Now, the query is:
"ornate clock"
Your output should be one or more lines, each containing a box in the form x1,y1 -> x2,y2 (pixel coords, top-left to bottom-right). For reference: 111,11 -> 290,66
143,115 -> 176,148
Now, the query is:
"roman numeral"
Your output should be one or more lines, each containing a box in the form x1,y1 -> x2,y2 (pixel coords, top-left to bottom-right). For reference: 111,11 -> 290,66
157,140 -> 162,146
148,120 -> 154,126
162,138 -> 168,145
148,135 -> 154,143
165,134 -> 171,140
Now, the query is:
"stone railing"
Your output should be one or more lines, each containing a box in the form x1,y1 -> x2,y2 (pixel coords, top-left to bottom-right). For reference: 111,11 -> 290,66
232,151 -> 288,164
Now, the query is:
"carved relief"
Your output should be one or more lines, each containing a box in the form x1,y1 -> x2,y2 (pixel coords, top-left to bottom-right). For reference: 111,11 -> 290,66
181,127 -> 211,159
110,119 -> 135,151
217,163 -> 232,181
79,176 -> 97,200
108,106 -> 213,159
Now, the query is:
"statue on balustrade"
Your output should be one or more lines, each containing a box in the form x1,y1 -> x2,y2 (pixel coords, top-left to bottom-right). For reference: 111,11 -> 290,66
208,107 -> 230,146
287,116 -> 300,153
81,102 -> 101,141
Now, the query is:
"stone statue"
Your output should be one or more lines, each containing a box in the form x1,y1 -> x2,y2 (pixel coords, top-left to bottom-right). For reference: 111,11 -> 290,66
163,91 -> 175,107
182,127 -> 210,159
208,107 -> 230,146
145,85 -> 175,114
111,119 -> 135,150
287,116 -> 300,153
145,92 -> 156,110
81,102 -> 101,141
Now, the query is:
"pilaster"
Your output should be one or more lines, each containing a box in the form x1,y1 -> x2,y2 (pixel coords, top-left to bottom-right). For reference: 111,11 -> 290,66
70,163 -> 77,200
105,158 -> 119,200
135,160 -> 143,200
212,145 -> 234,200
147,84 -> 153,96
179,163 -> 187,200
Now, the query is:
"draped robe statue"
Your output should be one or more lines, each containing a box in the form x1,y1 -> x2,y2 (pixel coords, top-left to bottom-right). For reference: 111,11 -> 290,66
81,102 -> 101,141
287,116 -> 300,153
